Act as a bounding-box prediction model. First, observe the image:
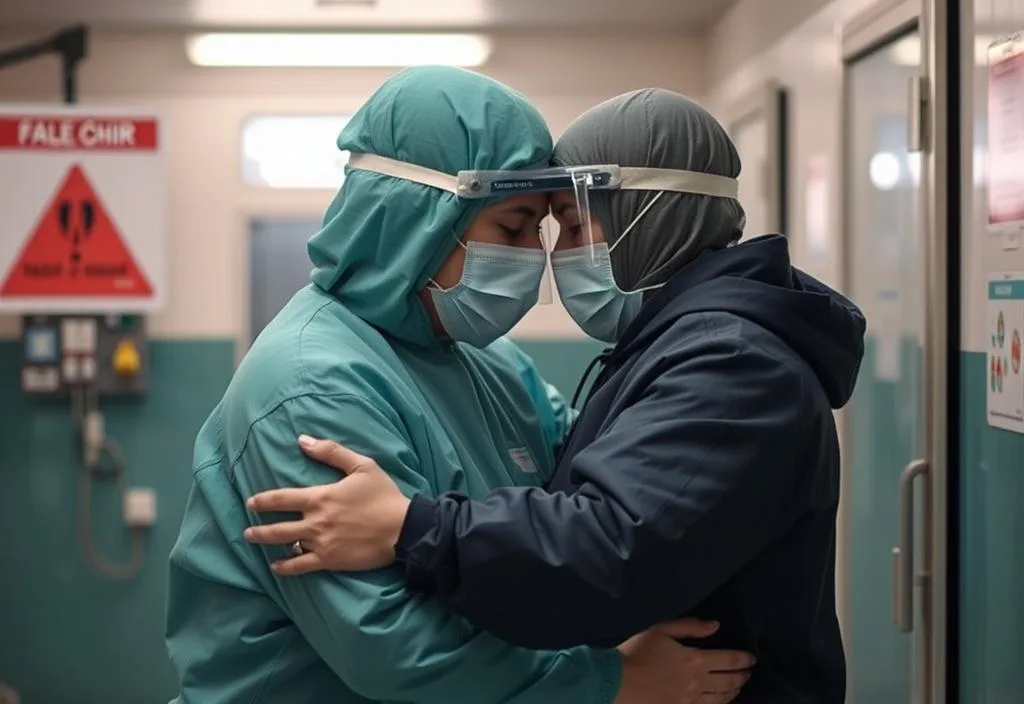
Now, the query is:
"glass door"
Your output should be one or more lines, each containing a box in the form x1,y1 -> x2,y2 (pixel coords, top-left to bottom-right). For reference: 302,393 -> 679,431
841,1 -> 940,700
842,0 -> 956,700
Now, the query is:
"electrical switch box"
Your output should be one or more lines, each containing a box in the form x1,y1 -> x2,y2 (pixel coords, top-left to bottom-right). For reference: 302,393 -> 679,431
20,314 -> 148,396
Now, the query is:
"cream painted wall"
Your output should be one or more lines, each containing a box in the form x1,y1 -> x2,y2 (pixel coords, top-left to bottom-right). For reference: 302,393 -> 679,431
707,0 -> 881,290
707,0 -> 933,335
0,29 -> 707,342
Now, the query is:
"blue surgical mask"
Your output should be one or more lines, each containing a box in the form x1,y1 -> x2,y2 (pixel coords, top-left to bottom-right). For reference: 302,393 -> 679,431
550,244 -> 644,343
551,192 -> 664,343
430,241 -> 547,348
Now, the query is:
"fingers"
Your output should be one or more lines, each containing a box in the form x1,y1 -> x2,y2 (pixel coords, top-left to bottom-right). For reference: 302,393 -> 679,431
701,649 -> 757,673
703,669 -> 751,693
697,689 -> 744,704
298,435 -> 373,475
244,520 -> 307,546
270,552 -> 326,576
247,487 -> 317,513
655,617 -> 720,639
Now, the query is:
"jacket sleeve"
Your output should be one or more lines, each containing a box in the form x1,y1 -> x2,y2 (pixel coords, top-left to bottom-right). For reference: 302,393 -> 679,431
396,336 -> 807,649
234,391 -> 621,703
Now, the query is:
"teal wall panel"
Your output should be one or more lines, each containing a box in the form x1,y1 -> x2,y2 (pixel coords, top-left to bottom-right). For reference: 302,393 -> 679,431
959,350 -> 1024,704
0,336 -> 601,703
515,338 -> 606,401
0,339 -> 236,704
845,337 -> 921,703
847,344 -> 1024,703
844,343 -> 1024,703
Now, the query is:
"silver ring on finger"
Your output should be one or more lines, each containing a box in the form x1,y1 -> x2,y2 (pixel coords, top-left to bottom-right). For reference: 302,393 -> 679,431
291,540 -> 309,556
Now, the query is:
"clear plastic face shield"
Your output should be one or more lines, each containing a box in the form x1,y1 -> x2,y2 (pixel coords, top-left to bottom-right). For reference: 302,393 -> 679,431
456,164 -> 740,266
346,153 -> 565,303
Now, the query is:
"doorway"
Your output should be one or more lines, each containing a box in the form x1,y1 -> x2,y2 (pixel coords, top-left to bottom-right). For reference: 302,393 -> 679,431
248,217 -> 321,345
840,0 -> 955,701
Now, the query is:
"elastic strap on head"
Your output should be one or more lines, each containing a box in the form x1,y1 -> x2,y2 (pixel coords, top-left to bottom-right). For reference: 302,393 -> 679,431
345,154 -> 739,206
619,167 -> 738,199
608,191 -> 665,255
347,153 -> 459,195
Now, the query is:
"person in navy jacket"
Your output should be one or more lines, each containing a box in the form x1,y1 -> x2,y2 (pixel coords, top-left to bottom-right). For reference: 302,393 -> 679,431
245,89 -> 866,703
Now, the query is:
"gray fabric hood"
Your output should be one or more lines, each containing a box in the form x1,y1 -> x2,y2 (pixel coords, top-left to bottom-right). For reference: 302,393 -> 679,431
553,89 -> 746,290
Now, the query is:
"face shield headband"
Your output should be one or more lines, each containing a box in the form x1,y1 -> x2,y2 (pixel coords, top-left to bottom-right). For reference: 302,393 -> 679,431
345,152 -> 740,270
345,152 -> 560,303
451,160 -> 739,264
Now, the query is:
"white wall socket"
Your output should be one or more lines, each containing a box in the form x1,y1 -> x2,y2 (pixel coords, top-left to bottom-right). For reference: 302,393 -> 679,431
124,488 -> 157,527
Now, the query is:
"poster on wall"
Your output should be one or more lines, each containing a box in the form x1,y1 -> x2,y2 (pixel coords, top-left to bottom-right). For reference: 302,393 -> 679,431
986,272 -> 1024,434
987,35 -> 1024,250
0,105 -> 166,313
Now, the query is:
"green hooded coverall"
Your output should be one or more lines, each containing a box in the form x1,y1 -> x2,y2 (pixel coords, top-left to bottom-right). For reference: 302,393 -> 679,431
164,66 -> 622,703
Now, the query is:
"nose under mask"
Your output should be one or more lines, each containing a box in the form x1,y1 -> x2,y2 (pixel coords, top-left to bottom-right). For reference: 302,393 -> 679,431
550,244 -> 644,343
429,241 -> 548,348
551,192 -> 665,343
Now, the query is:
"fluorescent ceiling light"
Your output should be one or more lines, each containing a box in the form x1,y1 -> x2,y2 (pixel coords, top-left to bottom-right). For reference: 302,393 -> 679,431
186,32 -> 492,68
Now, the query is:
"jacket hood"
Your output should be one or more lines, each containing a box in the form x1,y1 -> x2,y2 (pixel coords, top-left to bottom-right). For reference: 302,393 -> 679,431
307,66 -> 552,348
616,235 -> 866,408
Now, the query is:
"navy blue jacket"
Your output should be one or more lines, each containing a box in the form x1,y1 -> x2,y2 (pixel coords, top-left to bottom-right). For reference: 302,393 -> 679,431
395,235 -> 866,703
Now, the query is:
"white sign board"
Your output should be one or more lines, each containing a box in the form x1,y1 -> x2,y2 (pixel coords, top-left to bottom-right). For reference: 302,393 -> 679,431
0,105 -> 166,312
987,272 -> 1024,434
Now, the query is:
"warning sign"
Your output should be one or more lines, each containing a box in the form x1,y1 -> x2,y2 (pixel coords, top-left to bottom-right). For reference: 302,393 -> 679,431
0,105 -> 165,313
1,164 -> 153,297
0,116 -> 159,151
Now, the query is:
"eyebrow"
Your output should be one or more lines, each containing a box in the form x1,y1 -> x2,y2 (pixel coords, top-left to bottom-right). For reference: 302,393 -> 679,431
552,202 -> 572,217
504,204 -> 541,218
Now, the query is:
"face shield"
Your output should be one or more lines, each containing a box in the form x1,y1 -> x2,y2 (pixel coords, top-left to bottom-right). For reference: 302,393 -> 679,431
347,153 -> 566,303
455,164 -> 740,266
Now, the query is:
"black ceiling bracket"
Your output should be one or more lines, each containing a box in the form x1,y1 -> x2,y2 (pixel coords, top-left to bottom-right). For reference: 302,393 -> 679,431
0,25 -> 89,105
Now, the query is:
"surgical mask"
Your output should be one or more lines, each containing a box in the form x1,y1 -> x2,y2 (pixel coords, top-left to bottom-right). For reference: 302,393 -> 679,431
430,241 -> 547,348
551,192 -> 664,343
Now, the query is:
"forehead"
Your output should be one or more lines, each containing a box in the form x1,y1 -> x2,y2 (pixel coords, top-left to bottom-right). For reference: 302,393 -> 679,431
488,192 -> 550,216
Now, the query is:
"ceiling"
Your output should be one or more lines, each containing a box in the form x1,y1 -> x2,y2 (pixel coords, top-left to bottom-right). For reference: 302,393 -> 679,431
0,0 -> 740,32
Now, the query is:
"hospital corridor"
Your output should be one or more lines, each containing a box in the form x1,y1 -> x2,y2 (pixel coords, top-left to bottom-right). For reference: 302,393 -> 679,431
0,0 -> 1020,702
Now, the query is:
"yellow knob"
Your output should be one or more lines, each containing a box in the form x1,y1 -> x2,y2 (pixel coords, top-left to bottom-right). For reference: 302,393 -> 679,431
113,339 -> 141,376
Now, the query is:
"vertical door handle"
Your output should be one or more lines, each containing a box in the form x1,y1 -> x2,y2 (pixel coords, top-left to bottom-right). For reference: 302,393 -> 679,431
907,74 -> 927,154
892,458 -> 929,631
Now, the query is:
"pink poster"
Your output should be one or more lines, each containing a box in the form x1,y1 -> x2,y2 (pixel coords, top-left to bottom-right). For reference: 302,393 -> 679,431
988,36 -> 1024,226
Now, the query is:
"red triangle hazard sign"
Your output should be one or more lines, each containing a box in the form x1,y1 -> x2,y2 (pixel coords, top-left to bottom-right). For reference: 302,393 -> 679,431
1,163 -> 153,297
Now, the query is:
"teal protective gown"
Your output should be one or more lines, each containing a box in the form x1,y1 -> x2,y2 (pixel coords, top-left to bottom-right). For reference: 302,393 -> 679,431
164,66 -> 622,703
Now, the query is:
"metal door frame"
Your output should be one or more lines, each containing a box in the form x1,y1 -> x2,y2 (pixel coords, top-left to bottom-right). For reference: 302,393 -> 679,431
839,0 -> 951,702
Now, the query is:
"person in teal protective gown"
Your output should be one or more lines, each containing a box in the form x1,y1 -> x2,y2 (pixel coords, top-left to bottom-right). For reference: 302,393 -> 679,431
164,67 -> 751,704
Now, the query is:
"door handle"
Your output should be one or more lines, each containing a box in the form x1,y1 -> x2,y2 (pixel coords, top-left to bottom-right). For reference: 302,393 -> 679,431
892,458 -> 929,632
906,75 -> 927,154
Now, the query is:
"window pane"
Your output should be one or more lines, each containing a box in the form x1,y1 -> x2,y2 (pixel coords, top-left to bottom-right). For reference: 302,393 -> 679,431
241,115 -> 351,189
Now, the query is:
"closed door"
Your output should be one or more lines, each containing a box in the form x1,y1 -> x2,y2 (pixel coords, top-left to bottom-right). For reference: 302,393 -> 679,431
842,8 -> 930,703
248,217 -> 321,345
